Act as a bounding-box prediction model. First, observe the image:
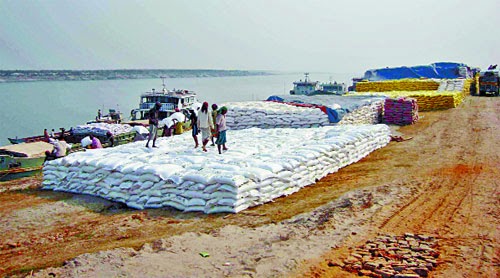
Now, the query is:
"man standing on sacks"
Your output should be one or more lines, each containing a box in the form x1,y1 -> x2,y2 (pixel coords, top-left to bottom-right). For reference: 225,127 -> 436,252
198,102 -> 214,152
215,106 -> 229,154
146,101 -> 161,148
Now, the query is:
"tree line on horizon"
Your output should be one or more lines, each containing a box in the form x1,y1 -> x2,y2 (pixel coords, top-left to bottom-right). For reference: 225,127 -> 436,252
0,69 -> 270,82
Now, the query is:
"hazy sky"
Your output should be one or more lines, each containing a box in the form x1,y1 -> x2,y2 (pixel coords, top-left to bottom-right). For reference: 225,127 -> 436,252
1,0 -> 498,73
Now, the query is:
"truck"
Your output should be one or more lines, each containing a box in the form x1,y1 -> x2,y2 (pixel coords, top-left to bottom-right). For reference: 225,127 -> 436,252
477,69 -> 499,96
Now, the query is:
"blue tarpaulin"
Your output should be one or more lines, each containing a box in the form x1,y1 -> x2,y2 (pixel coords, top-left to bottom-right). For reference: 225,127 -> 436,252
363,62 -> 469,81
266,95 -> 386,123
411,65 -> 440,79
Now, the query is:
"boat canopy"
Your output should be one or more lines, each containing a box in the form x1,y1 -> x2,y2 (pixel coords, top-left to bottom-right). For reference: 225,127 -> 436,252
0,141 -> 53,157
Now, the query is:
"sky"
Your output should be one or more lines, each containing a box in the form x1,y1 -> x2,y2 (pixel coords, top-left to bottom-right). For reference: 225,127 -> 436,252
0,0 -> 499,74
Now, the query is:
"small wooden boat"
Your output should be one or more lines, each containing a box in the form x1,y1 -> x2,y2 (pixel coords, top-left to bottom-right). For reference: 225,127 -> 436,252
8,131 -> 70,145
89,109 -> 123,124
1,129 -> 139,181
0,141 -> 53,181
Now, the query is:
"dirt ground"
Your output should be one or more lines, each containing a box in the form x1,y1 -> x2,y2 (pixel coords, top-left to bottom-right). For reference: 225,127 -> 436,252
0,96 -> 498,277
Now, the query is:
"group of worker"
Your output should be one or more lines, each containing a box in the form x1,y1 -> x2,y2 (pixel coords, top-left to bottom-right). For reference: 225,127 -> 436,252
44,101 -> 229,162
44,129 -> 109,162
146,101 -> 228,154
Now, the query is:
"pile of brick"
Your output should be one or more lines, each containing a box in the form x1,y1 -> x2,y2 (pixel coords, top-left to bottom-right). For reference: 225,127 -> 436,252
339,233 -> 439,277
356,79 -> 440,92
383,97 -> 419,126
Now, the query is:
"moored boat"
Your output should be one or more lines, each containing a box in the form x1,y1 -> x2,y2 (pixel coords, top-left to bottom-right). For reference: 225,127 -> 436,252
0,141 -> 53,181
290,73 -> 320,95
317,81 -> 346,95
8,130 -> 70,145
91,108 -> 123,124
290,73 -> 346,95
130,77 -> 198,121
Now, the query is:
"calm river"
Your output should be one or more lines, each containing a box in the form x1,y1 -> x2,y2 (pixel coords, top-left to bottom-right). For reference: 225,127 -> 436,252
0,72 -> 355,146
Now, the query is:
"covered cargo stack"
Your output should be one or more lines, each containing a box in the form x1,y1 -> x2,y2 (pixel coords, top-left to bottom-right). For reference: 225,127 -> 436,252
362,62 -> 471,81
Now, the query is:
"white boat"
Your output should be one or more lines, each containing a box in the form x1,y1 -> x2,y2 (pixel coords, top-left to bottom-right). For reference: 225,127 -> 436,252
319,81 -> 346,95
130,77 -> 198,121
290,73 -> 346,95
290,73 -> 320,95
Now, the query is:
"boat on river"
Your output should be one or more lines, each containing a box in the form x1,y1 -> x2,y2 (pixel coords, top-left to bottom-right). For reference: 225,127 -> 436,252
8,130 -> 69,145
290,73 -> 346,95
289,73 -> 320,95
318,81 -> 346,95
130,77 -> 198,121
91,108 -> 123,124
8,123 -> 136,147
0,141 -> 52,181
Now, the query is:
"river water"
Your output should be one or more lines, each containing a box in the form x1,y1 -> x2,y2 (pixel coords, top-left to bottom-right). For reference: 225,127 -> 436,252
0,72 -> 355,146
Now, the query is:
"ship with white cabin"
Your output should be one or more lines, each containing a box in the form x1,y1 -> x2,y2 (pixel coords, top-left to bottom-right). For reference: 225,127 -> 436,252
130,77 -> 198,121
290,73 -> 346,95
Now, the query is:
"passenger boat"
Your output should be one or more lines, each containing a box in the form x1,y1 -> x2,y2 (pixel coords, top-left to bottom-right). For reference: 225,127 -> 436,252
290,73 -> 346,95
0,141 -> 52,181
130,77 -> 198,121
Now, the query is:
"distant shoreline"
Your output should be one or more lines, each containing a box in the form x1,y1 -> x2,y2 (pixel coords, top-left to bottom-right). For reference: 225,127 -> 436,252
0,69 -> 271,83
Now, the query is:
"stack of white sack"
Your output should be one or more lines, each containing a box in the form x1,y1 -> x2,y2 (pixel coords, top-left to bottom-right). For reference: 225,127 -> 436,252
337,101 -> 383,125
223,100 -> 383,131
71,123 -> 133,136
159,112 -> 186,129
42,125 -> 391,214
224,101 -> 330,130
437,79 -> 465,92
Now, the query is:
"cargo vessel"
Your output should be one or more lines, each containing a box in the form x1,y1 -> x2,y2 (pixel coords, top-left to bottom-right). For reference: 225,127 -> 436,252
130,77 -> 198,121
290,73 -> 346,95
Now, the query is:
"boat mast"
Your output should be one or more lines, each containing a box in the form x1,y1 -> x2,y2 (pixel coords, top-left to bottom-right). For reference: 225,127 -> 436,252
161,76 -> 167,92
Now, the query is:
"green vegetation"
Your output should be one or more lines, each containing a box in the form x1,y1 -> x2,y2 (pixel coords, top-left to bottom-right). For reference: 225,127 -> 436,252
0,69 -> 270,83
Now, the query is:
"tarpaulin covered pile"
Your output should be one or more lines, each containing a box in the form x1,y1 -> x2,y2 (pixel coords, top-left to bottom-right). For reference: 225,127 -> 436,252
383,97 -> 419,126
71,123 -> 133,136
363,62 -> 471,81
266,94 -> 385,123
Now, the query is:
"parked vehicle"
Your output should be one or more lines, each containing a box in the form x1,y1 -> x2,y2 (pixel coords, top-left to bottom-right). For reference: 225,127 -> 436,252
478,69 -> 499,96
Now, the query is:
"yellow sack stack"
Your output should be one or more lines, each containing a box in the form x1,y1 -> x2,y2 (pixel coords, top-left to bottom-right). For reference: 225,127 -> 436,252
356,79 -> 440,92
353,78 -> 473,111
352,91 -> 464,111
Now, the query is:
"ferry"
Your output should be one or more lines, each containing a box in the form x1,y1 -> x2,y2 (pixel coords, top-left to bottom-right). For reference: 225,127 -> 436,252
318,81 -> 346,95
130,77 -> 198,121
290,73 -> 320,95
290,73 -> 346,95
